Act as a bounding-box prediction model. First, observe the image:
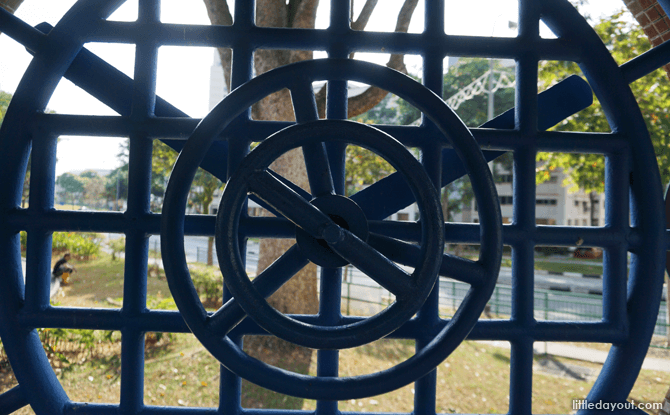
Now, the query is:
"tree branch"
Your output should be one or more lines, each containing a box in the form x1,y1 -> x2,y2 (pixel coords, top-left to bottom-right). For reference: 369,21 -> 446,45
0,0 -> 24,14
288,0 -> 319,64
351,0 -> 378,31
203,0 -> 234,91
343,0 -> 418,119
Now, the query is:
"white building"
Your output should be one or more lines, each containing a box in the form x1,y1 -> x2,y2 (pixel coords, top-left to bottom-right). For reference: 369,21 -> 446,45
458,165 -> 605,226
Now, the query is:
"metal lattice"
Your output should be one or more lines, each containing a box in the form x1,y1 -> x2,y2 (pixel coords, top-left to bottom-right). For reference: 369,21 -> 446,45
0,0 -> 668,414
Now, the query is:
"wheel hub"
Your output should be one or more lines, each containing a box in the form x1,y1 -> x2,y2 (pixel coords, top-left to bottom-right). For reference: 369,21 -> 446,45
295,194 -> 369,268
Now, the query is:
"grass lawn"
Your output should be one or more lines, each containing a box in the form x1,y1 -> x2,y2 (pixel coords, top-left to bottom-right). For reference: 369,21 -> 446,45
51,254 -> 172,308
534,260 -> 603,276
466,256 -> 604,276
1,255 -> 666,414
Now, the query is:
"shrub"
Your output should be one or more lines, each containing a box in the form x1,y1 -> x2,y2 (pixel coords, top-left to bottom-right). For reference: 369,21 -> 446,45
190,266 -> 223,307
52,232 -> 101,260
19,231 -> 27,252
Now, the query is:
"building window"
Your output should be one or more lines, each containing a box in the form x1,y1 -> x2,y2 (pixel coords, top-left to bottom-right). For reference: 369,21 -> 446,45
583,201 -> 588,213
568,219 -> 572,226
592,218 -> 599,226
397,213 -> 409,221
499,196 -> 513,205
583,219 -> 587,226
498,174 -> 513,183
547,175 -> 558,183
574,200 -> 579,207
536,199 -> 557,205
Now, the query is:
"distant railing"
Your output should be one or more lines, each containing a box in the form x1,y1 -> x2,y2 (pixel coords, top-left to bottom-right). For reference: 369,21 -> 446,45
337,267 -> 670,344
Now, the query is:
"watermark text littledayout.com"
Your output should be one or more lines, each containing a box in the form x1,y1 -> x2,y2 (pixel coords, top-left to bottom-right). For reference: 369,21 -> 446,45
572,399 -> 663,411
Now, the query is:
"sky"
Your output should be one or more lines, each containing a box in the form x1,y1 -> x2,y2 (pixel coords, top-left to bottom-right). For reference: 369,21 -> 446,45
0,0 -> 627,177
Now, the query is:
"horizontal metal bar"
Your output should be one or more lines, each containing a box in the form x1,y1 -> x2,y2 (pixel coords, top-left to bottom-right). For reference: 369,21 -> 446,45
35,113 -> 200,139
0,386 -> 28,415
621,40 -> 670,84
88,21 -> 580,61
18,308 -> 189,332
7,209 -> 215,236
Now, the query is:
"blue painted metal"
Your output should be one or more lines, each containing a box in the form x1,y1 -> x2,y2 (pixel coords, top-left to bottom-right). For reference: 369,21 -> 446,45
161,59 -> 502,397
0,0 -> 666,413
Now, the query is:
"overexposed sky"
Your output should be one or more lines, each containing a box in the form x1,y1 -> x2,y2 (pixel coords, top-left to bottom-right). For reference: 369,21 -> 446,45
0,0 -> 625,176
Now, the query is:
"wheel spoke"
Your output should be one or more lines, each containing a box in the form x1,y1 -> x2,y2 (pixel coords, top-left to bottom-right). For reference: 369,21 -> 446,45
248,169 -> 333,237
291,82 -> 319,123
207,245 -> 310,335
367,233 -> 486,287
327,228 -> 414,296
290,83 -> 335,197
302,142 -> 335,197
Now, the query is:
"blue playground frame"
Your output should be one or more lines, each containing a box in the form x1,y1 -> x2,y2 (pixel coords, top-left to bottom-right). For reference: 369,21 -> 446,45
0,0 -> 668,414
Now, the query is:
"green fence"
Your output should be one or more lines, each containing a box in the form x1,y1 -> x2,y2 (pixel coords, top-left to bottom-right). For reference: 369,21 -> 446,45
338,274 -> 669,342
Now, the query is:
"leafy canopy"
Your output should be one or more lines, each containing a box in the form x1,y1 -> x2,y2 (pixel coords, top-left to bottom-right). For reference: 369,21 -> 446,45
537,10 -> 670,192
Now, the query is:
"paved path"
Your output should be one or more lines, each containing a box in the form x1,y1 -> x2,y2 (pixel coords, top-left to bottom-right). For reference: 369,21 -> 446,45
481,340 -> 670,372
21,257 -> 60,298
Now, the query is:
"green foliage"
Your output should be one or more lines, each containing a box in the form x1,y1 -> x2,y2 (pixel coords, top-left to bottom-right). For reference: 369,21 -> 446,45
0,90 -> 11,127
355,93 -> 417,125
443,59 -> 515,127
108,236 -> 126,261
188,169 -> 223,215
52,232 -> 102,260
147,295 -> 177,310
56,172 -> 84,194
344,144 -> 395,195
20,231 -> 26,252
151,140 -> 178,200
536,10 -> 670,191
190,266 -> 223,307
350,59 -> 516,219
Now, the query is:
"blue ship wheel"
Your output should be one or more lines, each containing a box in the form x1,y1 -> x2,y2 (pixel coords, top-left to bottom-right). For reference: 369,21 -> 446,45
0,0 -> 666,412
161,58 -> 503,398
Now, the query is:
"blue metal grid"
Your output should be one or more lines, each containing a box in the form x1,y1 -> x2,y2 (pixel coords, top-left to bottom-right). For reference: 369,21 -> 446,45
0,0 -> 668,414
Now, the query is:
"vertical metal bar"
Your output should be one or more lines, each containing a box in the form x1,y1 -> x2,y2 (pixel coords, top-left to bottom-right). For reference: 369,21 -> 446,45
512,13 -> 540,415
220,122 -> 251,415
329,0 -> 350,35
120,1 -> 160,412
25,134 -> 57,312
602,153 -> 629,325
452,281 -> 456,310
347,279 -> 351,316
424,0 -> 445,37
24,231 -> 52,314
512,146 -> 536,323
509,340 -> 534,415
219,333 -> 243,415
318,65 -> 348,413
515,0 -> 539,136
510,12 -> 539,399
414,136 -> 443,415
316,267 -> 341,415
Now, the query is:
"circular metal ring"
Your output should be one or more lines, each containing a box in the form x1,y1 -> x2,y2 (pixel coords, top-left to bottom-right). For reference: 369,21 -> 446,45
161,58 -> 503,399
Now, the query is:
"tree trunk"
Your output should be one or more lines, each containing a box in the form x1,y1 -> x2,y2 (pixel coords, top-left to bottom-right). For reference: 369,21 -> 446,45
0,0 -> 23,14
207,236 -> 214,266
201,1 -> 418,406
